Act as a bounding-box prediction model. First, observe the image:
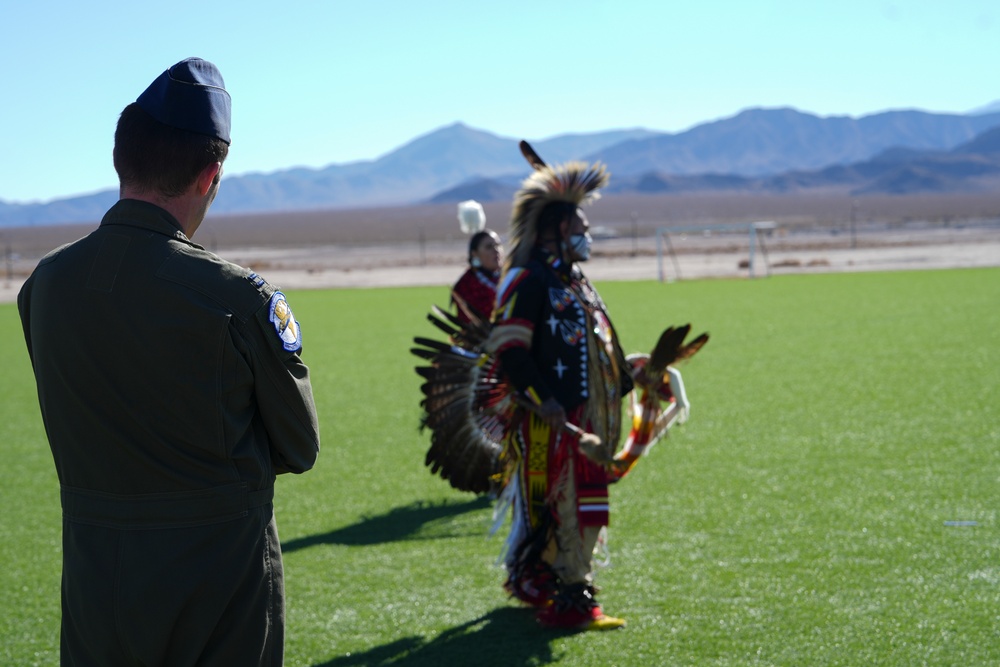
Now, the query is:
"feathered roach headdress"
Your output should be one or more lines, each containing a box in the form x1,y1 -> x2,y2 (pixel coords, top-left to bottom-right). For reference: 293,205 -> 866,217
505,141 -> 610,270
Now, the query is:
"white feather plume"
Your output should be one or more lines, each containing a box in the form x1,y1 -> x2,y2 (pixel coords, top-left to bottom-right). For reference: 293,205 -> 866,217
457,200 -> 486,234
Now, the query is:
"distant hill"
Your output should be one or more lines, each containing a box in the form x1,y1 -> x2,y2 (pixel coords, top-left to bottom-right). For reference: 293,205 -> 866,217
968,99 -> 1000,115
0,124 -> 653,227
587,107 -> 1000,176
3,108 -> 1000,227
427,176 -> 523,204
598,125 -> 1000,197
853,125 -> 1000,194
0,190 -> 120,228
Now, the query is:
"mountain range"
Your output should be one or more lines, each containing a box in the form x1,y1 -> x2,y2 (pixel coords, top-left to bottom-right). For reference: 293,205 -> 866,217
600,125 -> 1000,197
3,105 -> 1000,228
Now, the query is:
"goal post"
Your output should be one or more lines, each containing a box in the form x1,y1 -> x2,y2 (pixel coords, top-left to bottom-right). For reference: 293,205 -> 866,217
655,221 -> 776,282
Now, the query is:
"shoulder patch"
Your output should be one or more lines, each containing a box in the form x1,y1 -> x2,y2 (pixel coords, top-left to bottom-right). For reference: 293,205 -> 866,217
268,291 -> 302,352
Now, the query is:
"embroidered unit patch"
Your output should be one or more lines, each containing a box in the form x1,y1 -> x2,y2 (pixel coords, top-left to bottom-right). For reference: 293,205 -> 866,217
268,291 -> 302,352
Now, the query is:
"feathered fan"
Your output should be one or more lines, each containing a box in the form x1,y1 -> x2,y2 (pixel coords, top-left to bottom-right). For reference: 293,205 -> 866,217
609,324 -> 709,480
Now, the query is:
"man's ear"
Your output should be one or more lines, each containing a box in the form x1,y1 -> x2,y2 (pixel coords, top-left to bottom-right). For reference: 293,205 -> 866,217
195,162 -> 222,197
558,217 -> 571,241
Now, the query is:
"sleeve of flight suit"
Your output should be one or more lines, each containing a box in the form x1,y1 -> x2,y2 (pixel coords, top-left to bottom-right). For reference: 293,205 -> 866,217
156,244 -> 320,477
17,248 -> 64,368
238,290 -> 321,475
16,274 -> 35,365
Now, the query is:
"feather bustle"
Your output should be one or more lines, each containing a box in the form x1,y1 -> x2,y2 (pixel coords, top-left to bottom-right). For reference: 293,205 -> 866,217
412,304 -> 511,494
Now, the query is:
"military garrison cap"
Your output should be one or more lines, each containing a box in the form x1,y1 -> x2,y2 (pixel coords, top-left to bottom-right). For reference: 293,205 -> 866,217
136,57 -> 231,144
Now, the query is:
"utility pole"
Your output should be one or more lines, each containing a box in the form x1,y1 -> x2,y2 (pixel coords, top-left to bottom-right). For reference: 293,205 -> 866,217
2,234 -> 9,288
630,211 -> 638,257
850,200 -> 858,249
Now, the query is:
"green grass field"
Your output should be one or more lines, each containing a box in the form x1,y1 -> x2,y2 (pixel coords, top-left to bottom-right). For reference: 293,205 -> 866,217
2,267 -> 998,666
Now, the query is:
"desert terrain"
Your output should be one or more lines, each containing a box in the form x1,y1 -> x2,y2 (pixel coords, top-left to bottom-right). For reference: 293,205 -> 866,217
2,191 -> 998,303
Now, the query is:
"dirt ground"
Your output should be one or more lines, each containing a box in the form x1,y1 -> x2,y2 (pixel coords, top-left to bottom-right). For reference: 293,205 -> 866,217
3,223 -> 996,304
4,185 -> 1000,302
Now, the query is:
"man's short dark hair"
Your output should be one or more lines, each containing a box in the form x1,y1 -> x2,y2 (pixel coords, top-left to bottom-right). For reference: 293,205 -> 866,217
113,103 -> 229,198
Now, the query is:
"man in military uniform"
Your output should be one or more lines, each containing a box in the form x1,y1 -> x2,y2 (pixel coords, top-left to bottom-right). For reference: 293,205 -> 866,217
490,160 -> 632,630
18,58 -> 320,666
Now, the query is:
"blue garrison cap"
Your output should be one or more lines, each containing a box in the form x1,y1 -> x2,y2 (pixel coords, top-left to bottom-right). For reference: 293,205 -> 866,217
136,58 -> 231,144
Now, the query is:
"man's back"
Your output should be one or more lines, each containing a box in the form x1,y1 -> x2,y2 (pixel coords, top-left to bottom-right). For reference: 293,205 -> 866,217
20,199 -> 318,494
19,198 -> 319,666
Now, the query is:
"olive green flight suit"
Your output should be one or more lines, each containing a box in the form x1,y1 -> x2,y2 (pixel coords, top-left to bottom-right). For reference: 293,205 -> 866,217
18,199 -> 321,667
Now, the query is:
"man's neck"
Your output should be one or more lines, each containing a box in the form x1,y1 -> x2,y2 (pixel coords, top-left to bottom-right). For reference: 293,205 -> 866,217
119,187 -> 201,238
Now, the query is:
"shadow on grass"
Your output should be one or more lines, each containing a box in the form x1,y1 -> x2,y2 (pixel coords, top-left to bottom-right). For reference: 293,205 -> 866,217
312,606 -> 569,666
282,496 -> 492,553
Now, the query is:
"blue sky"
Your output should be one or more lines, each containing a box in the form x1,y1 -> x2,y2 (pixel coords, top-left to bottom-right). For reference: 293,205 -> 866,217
2,0 -> 997,203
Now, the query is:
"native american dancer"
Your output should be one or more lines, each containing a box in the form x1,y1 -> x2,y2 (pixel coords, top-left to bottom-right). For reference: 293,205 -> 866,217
412,142 -> 707,631
451,199 -> 503,325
